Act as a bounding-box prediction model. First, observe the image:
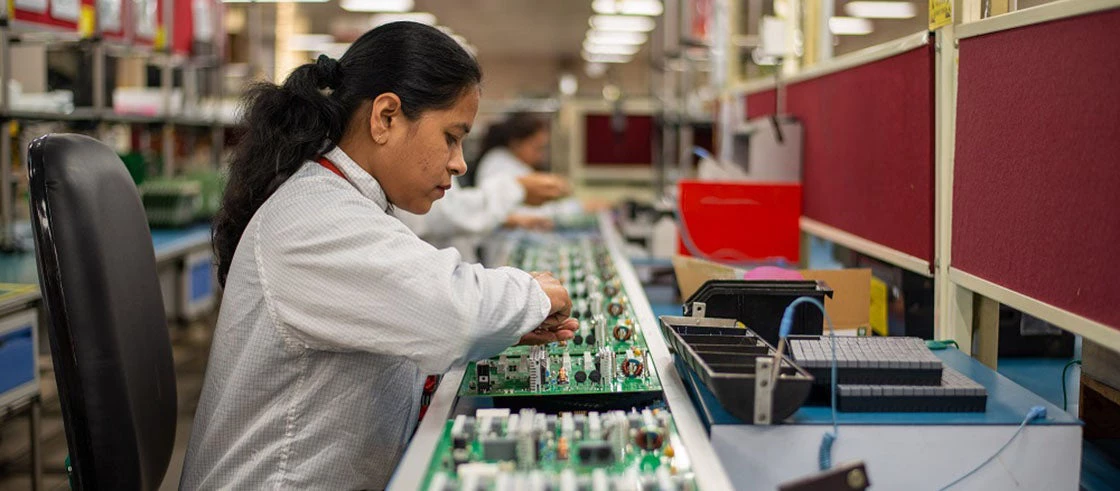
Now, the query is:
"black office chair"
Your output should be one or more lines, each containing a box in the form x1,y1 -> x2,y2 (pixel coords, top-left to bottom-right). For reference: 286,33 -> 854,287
27,134 -> 177,490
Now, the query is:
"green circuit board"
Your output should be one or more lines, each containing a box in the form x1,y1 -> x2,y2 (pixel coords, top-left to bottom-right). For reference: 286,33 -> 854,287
422,408 -> 697,491
460,234 -> 659,398
458,347 -> 662,397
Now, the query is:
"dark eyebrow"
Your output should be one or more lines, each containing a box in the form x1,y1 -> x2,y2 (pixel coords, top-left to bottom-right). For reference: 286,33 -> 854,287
450,123 -> 471,135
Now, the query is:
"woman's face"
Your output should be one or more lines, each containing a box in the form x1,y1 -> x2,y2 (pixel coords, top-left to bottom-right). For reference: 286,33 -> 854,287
510,128 -> 550,169
376,88 -> 480,214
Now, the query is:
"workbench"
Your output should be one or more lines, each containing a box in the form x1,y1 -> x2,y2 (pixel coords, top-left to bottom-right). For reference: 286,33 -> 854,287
0,222 -> 215,322
388,214 -> 736,491
0,284 -> 43,491
393,213 -> 1086,490
627,218 -> 1083,490
673,344 -> 1081,490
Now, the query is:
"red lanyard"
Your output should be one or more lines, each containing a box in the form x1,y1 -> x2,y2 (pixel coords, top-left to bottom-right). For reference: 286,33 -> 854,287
317,156 -> 346,180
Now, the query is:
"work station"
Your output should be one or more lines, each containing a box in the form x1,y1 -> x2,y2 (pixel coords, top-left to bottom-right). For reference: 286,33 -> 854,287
0,0 -> 1117,490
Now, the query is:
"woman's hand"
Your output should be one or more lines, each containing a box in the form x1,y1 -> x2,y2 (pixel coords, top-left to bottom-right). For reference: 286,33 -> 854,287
517,320 -> 578,346
519,272 -> 578,346
517,173 -> 571,206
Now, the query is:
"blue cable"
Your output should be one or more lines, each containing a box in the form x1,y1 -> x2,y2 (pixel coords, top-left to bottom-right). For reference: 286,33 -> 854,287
777,297 -> 837,471
693,147 -> 716,161
937,406 -> 1047,490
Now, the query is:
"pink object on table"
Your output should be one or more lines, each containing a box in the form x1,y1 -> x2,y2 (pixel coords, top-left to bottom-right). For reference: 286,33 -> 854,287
743,266 -> 805,281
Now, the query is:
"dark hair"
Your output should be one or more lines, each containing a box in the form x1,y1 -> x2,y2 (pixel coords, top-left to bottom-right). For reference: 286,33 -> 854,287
462,112 -> 547,186
213,22 -> 482,286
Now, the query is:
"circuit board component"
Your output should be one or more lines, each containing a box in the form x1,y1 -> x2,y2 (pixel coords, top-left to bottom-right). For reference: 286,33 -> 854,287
460,234 -> 658,400
424,408 -> 695,491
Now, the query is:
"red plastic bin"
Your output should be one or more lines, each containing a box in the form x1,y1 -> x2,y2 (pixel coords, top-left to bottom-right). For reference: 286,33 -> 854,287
676,180 -> 801,264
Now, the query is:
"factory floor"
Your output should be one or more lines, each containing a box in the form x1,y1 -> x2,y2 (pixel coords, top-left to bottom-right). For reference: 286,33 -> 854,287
0,319 -> 214,491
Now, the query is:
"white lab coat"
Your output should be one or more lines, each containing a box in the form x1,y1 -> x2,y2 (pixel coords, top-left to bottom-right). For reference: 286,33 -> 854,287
474,147 -> 583,219
181,146 -> 549,490
395,174 -> 525,261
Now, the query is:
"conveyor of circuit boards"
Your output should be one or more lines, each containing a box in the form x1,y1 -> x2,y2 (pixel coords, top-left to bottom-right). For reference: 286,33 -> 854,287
391,220 -> 733,491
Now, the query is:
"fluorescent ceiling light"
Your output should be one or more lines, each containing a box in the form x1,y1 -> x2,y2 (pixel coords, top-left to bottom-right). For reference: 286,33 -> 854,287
773,0 -> 789,18
249,0 -> 328,3
844,1 -> 917,19
559,73 -> 578,96
592,0 -> 663,16
582,50 -> 632,64
341,0 -> 412,13
589,15 -> 656,32
829,16 -> 873,35
586,29 -> 646,46
371,12 -> 436,27
582,40 -> 641,55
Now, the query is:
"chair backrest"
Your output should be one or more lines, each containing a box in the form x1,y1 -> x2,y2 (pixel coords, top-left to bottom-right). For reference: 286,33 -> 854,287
27,134 -> 177,490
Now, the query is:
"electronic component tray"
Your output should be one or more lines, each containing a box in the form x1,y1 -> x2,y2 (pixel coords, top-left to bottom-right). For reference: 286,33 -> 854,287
659,315 -> 814,424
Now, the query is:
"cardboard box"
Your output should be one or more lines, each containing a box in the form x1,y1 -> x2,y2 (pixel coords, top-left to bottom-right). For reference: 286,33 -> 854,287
672,255 -> 871,333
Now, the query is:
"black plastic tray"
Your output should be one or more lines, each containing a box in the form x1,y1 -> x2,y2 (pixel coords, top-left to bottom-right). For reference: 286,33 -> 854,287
660,315 -> 814,424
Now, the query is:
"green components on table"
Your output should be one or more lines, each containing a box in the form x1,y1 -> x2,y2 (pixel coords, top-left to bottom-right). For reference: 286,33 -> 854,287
460,233 -> 657,399
138,169 -> 225,227
459,344 -> 661,397
421,408 -> 696,491
139,178 -> 203,228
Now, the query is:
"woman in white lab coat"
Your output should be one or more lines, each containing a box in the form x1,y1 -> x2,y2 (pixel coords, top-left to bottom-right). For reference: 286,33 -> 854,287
181,23 -> 577,490
472,113 -> 587,221
396,168 -> 569,261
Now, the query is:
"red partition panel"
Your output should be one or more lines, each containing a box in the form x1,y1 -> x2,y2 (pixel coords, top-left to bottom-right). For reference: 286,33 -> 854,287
743,46 -> 935,263
584,114 -> 653,166
953,8 -> 1120,328
746,90 -> 777,120
9,0 -> 93,31
171,0 -> 193,55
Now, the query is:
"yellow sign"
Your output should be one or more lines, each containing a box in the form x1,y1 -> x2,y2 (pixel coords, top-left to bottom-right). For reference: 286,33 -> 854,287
155,26 -> 167,50
79,4 -> 95,38
869,277 -> 888,337
930,0 -> 952,30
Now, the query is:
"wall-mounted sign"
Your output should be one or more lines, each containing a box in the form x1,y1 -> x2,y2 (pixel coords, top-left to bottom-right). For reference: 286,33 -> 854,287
98,0 -> 124,34
51,0 -> 81,22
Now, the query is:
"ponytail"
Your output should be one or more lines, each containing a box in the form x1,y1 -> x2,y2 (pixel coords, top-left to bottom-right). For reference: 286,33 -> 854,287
213,22 -> 482,286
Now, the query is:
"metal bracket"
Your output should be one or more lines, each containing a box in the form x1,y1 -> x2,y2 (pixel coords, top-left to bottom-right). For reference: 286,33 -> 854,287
754,356 -> 774,425
689,302 -> 707,318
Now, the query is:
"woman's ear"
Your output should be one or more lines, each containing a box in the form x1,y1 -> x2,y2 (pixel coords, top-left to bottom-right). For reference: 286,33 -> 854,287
369,93 -> 402,144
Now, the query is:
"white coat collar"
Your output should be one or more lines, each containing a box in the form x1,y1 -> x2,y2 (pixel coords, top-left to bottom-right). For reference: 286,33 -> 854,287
322,146 -> 393,213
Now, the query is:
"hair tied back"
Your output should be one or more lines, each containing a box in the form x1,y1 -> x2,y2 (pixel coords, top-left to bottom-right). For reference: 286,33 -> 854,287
315,54 -> 344,90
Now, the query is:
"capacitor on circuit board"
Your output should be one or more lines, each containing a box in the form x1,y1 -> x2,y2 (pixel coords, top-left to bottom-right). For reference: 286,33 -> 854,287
621,347 -> 644,378
635,409 -> 665,451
